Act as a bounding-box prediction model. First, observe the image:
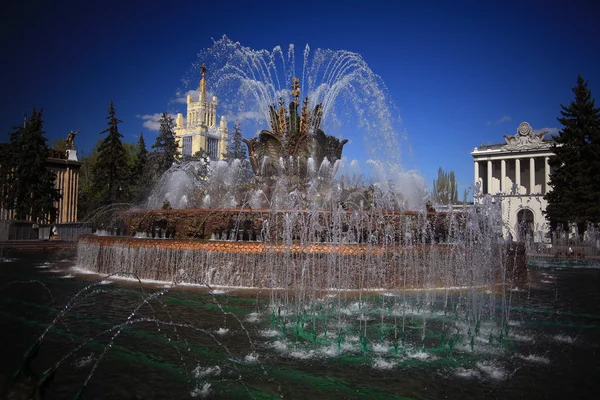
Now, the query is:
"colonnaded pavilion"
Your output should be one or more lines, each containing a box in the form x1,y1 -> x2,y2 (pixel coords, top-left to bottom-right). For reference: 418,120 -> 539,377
471,122 -> 555,243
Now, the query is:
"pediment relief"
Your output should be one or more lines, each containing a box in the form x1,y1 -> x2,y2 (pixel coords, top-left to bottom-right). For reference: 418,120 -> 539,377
503,122 -> 551,151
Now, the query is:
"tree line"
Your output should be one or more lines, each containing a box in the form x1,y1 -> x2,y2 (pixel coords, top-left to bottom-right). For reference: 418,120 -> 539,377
77,102 -> 246,221
0,101 -> 246,224
2,75 -> 597,232
0,109 -> 61,223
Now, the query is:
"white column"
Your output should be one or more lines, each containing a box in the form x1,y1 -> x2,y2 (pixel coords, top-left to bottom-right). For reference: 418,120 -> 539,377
500,159 -> 506,193
515,159 -> 521,194
487,160 -> 493,194
474,161 -> 479,185
529,157 -> 535,194
544,156 -> 550,194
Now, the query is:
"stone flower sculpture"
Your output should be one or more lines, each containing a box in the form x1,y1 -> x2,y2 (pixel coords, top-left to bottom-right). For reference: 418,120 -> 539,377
243,77 -> 348,180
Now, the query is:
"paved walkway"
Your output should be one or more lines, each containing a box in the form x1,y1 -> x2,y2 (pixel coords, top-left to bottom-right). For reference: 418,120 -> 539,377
0,240 -> 76,251
526,252 -> 600,262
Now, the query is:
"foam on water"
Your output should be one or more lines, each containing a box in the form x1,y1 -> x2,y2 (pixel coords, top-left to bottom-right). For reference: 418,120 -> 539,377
190,383 -> 211,398
192,365 -> 221,378
244,353 -> 259,364
455,368 -> 482,379
509,332 -> 534,342
319,344 -> 341,357
553,334 -> 575,344
372,358 -> 396,370
215,327 -> 229,335
72,354 -> 95,369
245,312 -> 260,323
260,329 -> 279,338
518,354 -> 550,364
270,340 -> 288,353
408,350 -> 433,361
70,266 -> 97,275
476,361 -> 507,380
289,349 -> 315,360
372,343 -> 391,353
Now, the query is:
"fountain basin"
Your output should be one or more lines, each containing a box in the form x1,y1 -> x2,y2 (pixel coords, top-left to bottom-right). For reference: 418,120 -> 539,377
76,233 -> 522,290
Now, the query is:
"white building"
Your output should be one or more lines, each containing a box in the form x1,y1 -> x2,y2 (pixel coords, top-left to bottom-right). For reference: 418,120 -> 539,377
174,64 -> 228,160
471,122 -> 555,242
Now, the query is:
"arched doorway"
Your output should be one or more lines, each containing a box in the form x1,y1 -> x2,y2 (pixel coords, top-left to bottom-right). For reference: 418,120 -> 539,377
517,209 -> 534,242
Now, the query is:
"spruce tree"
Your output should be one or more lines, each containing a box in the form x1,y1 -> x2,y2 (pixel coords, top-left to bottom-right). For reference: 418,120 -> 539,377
94,101 -> 130,206
545,75 -> 600,233
224,121 -> 247,162
152,112 -> 179,176
6,109 -> 60,223
131,132 -> 153,202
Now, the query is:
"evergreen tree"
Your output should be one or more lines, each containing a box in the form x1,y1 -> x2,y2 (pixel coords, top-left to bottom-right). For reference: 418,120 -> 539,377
131,132 -> 153,202
5,109 -> 61,223
432,167 -> 459,204
77,140 -> 101,221
224,121 -> 247,162
93,101 -> 130,206
0,143 -> 14,219
152,112 -> 179,176
545,75 -> 600,233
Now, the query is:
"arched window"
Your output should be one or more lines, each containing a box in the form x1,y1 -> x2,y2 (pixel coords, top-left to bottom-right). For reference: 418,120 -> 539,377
517,209 -> 534,241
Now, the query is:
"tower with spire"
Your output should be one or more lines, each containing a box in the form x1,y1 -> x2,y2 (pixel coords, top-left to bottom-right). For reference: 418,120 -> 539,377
174,64 -> 228,160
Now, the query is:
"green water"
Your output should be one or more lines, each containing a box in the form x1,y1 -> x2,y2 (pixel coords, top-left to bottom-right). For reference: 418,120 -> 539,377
1,251 -> 599,399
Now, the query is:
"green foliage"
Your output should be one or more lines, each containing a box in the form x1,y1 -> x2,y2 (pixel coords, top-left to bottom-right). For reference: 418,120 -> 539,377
79,137 -> 141,220
545,75 -> 600,233
432,167 -> 459,204
131,133 -> 153,203
3,109 -> 61,223
0,143 -> 12,216
77,140 -> 102,220
152,112 -> 180,176
51,137 -> 69,153
93,101 -> 131,206
224,121 -> 247,162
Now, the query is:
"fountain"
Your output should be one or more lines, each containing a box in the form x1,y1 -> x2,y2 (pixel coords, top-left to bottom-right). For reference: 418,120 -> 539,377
77,36 -> 524,290
1,38 -> 555,400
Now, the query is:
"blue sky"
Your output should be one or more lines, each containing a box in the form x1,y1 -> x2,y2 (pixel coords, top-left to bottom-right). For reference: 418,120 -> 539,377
2,0 -> 599,195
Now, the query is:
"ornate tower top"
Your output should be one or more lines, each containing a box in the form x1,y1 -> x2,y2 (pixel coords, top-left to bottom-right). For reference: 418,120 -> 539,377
199,64 -> 207,96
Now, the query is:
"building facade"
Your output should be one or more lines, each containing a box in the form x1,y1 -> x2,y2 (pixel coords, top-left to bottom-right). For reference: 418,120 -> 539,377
471,122 -> 555,242
47,149 -> 82,223
174,65 -> 228,160
1,148 -> 81,224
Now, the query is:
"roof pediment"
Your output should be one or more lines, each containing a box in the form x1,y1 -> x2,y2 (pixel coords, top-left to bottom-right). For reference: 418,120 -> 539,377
502,122 -> 552,151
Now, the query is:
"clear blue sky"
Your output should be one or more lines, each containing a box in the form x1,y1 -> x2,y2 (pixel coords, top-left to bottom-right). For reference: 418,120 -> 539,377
2,0 -> 599,195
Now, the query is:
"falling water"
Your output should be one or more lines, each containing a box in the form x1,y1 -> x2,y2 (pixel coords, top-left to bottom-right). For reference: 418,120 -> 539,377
71,38 -> 529,396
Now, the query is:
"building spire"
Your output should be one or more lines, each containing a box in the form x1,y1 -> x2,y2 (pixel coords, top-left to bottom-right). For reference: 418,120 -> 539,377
199,64 -> 207,97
